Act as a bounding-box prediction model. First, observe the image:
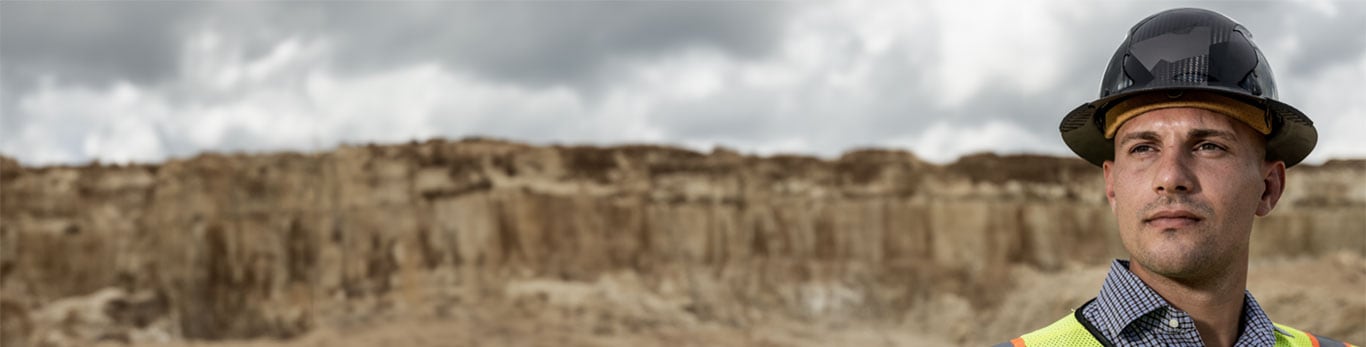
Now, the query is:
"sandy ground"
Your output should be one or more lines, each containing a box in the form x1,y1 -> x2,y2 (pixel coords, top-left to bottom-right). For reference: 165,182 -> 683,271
112,253 -> 1363,347
152,315 -> 955,347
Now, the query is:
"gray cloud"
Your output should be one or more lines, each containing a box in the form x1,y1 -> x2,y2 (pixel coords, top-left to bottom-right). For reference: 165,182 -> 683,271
0,1 -> 795,112
0,1 -> 796,163
1,2 -> 199,152
0,2 -> 200,87
820,3 -> 1126,154
198,2 -> 796,91
1,1 -> 1363,166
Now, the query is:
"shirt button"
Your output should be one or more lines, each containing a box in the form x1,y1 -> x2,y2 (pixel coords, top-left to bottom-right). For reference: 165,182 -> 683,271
1168,318 -> 1180,328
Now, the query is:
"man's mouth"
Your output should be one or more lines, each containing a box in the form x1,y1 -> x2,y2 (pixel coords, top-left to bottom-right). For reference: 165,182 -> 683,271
1143,210 -> 1204,229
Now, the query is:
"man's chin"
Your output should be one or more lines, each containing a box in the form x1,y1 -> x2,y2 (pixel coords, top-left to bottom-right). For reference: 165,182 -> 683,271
1131,250 -> 1218,280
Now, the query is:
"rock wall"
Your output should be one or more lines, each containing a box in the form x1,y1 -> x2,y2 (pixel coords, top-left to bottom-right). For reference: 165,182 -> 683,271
2,139 -> 1363,346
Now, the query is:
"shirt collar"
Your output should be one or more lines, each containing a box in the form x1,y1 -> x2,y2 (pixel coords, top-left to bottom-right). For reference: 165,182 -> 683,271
1090,259 -> 1170,337
1243,289 -> 1292,338
1089,259 -> 1287,342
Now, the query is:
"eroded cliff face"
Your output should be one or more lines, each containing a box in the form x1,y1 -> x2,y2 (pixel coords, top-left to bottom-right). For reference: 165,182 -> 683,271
2,139 -> 1363,346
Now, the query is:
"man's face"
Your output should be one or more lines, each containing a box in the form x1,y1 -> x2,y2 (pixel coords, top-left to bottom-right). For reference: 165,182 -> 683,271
1103,107 -> 1285,280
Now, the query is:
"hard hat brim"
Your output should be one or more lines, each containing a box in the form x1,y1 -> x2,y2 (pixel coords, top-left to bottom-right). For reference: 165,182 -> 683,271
1060,85 -> 1317,167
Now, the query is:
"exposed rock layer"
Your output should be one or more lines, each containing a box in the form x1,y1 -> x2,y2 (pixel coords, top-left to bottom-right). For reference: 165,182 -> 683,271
2,139 -> 1363,346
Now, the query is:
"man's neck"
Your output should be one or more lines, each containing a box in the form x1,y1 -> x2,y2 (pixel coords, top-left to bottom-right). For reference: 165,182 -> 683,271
1129,259 -> 1249,347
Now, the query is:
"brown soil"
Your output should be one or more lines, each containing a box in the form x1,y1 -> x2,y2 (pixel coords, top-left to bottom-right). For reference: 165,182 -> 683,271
119,253 -> 1364,347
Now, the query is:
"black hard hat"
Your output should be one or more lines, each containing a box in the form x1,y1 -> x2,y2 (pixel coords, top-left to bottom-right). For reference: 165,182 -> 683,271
1060,8 -> 1317,167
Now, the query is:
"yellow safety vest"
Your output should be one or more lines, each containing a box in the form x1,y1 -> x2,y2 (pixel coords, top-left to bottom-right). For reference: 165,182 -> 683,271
999,305 -> 1355,347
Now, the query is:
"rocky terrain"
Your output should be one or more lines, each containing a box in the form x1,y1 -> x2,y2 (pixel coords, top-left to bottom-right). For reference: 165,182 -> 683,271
2,138 -> 1362,346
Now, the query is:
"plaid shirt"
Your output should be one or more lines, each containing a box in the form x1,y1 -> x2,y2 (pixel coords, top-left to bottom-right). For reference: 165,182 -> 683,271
1080,259 -> 1285,346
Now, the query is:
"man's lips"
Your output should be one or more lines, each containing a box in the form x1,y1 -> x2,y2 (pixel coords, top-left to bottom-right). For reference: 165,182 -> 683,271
1143,210 -> 1204,229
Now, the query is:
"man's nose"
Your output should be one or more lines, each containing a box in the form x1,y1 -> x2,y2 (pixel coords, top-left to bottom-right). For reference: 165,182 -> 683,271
1154,150 -> 1198,194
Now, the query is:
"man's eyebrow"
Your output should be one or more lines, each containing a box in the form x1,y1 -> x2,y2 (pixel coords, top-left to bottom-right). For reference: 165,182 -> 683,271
1188,128 -> 1237,140
1117,128 -> 1238,145
1118,131 -> 1160,145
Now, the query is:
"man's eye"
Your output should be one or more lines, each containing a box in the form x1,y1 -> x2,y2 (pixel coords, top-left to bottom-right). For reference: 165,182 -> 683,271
1196,143 -> 1225,151
1129,144 -> 1156,153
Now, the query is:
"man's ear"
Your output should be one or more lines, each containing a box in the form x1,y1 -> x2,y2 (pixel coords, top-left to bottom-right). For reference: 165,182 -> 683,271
1103,160 -> 1117,213
1256,160 -> 1286,216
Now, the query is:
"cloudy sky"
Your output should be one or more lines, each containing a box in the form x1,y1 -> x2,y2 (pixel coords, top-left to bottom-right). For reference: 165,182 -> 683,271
2,0 -> 1364,166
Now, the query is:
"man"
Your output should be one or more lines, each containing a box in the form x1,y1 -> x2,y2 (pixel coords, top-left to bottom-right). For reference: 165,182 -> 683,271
995,8 -> 1355,347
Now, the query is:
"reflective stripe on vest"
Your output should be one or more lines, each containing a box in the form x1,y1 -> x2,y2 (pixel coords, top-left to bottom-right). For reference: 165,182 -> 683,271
995,308 -> 1356,347
1274,323 -> 1356,347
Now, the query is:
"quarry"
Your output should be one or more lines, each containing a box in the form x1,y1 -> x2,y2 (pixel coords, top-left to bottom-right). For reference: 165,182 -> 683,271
2,138 -> 1362,346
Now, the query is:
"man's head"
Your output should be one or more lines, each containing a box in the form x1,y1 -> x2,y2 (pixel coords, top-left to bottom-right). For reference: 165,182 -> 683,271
1060,8 -> 1317,280
1103,106 -> 1284,280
